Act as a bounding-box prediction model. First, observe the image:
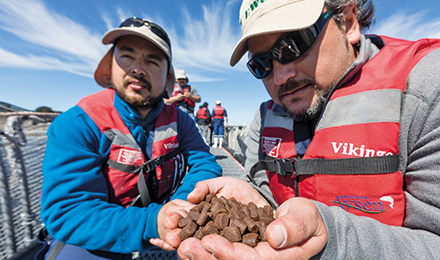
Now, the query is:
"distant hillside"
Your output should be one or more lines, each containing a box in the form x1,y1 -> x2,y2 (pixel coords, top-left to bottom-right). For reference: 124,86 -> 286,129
0,101 -> 31,112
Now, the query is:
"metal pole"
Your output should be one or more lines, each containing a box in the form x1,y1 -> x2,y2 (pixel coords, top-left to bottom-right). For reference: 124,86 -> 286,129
0,130 -> 17,257
4,116 -> 34,245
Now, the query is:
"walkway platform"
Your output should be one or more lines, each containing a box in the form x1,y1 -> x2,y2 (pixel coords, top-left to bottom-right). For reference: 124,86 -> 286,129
210,147 -> 244,177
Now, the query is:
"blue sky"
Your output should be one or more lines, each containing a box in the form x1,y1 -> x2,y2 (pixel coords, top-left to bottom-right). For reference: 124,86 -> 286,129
1,0 -> 440,125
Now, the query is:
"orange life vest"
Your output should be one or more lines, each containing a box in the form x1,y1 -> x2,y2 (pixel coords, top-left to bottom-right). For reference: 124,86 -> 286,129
78,89 -> 186,207
172,84 -> 195,108
197,107 -> 208,119
253,36 -> 440,226
213,106 -> 225,119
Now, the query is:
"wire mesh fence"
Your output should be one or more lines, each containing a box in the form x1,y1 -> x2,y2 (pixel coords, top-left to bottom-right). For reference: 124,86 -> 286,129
0,112 -> 248,260
0,113 -> 55,260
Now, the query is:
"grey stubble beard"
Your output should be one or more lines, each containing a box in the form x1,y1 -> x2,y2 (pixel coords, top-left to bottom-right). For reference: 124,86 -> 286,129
282,86 -> 329,121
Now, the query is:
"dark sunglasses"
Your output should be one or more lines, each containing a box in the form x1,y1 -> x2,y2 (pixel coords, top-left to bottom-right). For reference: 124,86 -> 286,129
119,17 -> 171,48
247,10 -> 333,79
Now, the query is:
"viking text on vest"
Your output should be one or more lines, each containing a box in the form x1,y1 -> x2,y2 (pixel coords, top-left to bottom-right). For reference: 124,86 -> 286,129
331,142 -> 394,157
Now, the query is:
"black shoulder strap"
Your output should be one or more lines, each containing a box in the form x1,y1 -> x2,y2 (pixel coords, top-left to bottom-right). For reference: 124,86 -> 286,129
107,148 -> 181,207
135,148 -> 181,207
250,155 -> 399,179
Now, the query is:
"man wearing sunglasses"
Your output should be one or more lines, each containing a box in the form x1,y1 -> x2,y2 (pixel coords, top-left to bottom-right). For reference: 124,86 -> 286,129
38,17 -> 221,259
168,0 -> 440,259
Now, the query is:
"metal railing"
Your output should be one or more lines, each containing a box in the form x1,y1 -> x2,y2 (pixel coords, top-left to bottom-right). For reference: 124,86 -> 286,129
0,112 -> 57,260
223,125 -> 248,166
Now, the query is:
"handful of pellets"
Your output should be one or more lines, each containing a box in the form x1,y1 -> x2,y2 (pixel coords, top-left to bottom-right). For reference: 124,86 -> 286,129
178,193 -> 275,247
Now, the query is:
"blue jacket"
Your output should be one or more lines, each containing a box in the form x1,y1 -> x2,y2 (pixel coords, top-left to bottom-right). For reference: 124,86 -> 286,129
40,90 -> 222,253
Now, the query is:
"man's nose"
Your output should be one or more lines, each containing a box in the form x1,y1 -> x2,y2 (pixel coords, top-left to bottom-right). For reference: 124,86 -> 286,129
131,59 -> 146,76
272,60 -> 297,86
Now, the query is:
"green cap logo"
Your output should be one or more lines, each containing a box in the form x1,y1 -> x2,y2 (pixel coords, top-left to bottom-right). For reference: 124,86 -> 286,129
244,0 -> 268,19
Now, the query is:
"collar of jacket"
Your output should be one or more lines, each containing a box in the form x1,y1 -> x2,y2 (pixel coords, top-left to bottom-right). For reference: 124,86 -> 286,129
113,92 -> 165,130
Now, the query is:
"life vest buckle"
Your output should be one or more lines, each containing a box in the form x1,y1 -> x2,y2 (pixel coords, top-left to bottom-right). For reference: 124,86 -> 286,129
275,158 -> 295,176
141,160 -> 157,173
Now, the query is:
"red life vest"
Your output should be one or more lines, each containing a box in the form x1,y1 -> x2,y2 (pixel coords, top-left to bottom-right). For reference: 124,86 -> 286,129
78,89 -> 186,207
172,84 -> 195,108
259,37 -> 440,226
213,106 -> 225,119
197,107 -> 208,119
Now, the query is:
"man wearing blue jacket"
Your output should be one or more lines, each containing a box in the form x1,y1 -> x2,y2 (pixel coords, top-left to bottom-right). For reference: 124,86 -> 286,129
38,17 -> 222,259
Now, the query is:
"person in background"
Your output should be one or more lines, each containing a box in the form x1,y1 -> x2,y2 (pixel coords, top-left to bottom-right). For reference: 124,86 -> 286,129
196,102 -> 212,145
164,70 -> 201,121
38,17 -> 221,260
164,0 -> 440,259
211,100 -> 228,148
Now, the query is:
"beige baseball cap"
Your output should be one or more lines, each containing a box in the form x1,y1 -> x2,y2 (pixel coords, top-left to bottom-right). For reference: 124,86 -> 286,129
230,0 -> 325,66
94,18 -> 175,97
175,70 -> 188,80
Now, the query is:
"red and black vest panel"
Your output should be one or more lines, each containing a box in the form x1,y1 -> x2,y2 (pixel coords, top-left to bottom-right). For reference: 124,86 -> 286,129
260,37 -> 440,226
172,84 -> 195,108
78,89 -> 185,207
197,107 -> 208,119
213,106 -> 225,119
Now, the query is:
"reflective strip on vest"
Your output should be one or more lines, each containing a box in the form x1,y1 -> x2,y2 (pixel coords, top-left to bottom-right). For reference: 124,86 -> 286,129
104,129 -> 140,149
316,89 -> 401,131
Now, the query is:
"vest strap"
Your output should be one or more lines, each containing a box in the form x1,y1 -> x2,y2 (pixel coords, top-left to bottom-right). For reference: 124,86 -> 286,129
107,148 -> 181,174
46,240 -> 66,260
250,155 -> 399,178
107,148 -> 181,207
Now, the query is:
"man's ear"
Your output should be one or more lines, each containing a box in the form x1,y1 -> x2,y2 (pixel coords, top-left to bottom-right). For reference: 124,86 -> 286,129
342,1 -> 361,45
166,67 -> 176,97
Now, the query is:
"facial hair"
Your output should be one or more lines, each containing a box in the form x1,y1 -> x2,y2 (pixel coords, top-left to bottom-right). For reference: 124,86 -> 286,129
284,87 -> 328,121
278,78 -> 330,121
113,75 -> 164,110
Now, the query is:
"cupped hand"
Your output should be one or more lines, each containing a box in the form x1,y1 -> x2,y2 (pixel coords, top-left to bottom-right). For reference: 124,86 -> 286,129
266,197 -> 328,254
187,176 -> 269,207
150,199 -> 193,251
163,177 -> 269,249
177,197 -> 328,260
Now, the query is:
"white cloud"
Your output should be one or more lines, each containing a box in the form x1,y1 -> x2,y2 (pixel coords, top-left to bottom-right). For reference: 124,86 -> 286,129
0,48 -> 90,77
0,0 -> 106,77
164,0 -> 246,82
0,0 -> 244,82
371,11 -> 440,40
